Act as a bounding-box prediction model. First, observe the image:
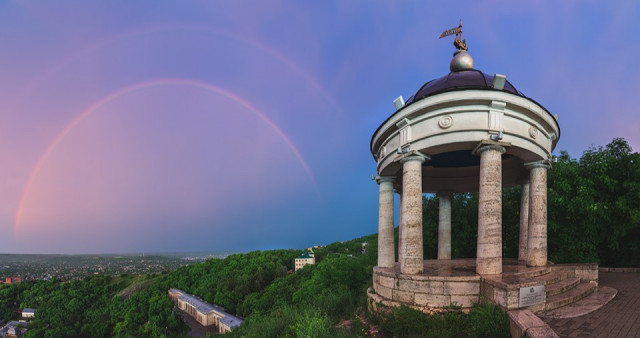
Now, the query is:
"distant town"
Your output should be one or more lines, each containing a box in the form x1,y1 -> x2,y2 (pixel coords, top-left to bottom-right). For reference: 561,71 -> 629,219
0,252 -> 233,281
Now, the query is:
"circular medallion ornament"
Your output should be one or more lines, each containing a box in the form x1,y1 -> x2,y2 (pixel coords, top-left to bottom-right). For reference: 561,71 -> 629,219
438,115 -> 453,129
529,126 -> 538,139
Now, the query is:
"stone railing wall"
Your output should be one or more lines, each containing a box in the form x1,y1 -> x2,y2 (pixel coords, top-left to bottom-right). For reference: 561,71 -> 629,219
552,263 -> 598,285
371,267 -> 481,308
508,309 -> 559,338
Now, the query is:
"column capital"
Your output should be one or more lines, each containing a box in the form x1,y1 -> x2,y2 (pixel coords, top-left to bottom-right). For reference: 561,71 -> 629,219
375,176 -> 396,184
524,159 -> 551,170
472,140 -> 510,156
398,150 -> 430,164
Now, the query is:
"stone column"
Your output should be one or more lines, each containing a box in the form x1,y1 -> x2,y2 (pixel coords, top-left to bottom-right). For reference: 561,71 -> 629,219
400,153 -> 428,275
437,191 -> 452,260
474,143 -> 506,275
397,191 -> 403,265
526,161 -> 550,267
518,179 -> 530,262
376,176 -> 395,268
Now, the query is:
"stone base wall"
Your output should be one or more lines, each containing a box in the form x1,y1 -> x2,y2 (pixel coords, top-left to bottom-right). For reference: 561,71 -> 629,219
551,263 -> 598,285
371,267 -> 481,309
480,277 -> 550,312
370,263 -> 599,313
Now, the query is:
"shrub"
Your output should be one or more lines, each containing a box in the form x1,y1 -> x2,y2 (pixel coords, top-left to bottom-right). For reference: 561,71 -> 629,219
376,302 -> 509,338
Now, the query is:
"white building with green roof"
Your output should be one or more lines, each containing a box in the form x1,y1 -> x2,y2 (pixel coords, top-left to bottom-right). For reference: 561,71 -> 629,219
294,251 -> 315,271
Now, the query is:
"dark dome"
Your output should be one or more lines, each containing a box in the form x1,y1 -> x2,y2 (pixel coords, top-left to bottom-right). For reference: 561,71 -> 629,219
371,68 -> 557,153
403,69 -> 523,107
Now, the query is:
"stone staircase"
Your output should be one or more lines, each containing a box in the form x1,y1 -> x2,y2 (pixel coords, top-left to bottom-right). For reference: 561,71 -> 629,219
480,261 -> 599,313
546,280 -> 596,311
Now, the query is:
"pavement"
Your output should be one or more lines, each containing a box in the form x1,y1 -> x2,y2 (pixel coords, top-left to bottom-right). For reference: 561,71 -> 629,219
543,272 -> 640,337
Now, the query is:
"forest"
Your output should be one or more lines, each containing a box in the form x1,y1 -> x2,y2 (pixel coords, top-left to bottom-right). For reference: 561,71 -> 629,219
0,138 -> 638,337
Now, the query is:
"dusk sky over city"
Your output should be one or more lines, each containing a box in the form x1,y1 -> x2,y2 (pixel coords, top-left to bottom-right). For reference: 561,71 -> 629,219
1,1 -> 639,254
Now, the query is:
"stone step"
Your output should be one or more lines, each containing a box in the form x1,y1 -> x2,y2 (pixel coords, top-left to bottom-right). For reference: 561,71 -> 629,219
540,286 -> 617,319
533,271 -> 566,286
491,270 -> 565,287
501,265 -> 551,279
545,277 -> 580,297
544,282 -> 596,312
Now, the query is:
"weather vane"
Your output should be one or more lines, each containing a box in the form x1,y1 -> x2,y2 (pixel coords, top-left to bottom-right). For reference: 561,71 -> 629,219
439,19 -> 467,51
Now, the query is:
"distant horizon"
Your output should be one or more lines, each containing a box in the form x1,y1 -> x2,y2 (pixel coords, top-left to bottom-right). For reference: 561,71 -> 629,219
0,229 -> 372,256
0,250 -> 238,256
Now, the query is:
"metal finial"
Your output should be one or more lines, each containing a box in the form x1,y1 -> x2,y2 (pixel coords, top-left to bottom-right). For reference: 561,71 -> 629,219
440,20 -> 473,72
439,19 -> 468,52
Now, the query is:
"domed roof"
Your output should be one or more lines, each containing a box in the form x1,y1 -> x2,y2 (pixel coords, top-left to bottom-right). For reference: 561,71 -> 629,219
402,69 -> 524,108
371,63 -> 558,155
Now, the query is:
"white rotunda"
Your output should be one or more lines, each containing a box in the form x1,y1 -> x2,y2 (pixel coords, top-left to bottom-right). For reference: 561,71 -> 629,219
368,29 -> 599,313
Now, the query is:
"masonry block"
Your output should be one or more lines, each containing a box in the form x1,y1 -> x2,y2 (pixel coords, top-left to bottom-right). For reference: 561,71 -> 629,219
415,293 -> 450,307
507,290 -> 520,309
493,288 -> 507,307
450,295 -> 478,307
379,275 -> 395,289
398,279 -> 444,294
575,269 -> 598,282
374,283 -> 392,300
444,281 -> 479,295
392,289 -> 414,303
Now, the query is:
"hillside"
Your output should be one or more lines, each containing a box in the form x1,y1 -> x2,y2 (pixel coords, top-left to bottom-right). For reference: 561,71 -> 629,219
0,232 -> 512,337
0,234 -> 380,337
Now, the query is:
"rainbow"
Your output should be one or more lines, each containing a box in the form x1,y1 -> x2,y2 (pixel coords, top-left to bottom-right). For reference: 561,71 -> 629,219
14,78 -> 319,234
15,23 -> 341,113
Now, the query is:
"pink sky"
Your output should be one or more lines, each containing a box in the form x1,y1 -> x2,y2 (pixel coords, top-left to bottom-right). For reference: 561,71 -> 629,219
1,1 -> 639,253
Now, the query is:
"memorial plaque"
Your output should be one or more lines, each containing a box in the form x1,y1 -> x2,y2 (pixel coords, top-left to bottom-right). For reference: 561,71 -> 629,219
519,285 -> 545,307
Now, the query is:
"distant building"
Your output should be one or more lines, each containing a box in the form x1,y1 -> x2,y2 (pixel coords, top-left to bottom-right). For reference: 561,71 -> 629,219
4,278 -> 22,284
168,288 -> 183,302
219,315 -> 242,333
21,309 -> 35,319
0,321 -> 28,338
167,289 -> 243,333
294,251 -> 315,271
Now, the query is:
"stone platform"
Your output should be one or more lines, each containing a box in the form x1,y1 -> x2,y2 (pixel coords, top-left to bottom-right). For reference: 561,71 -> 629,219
368,258 -> 599,314
371,259 -> 481,310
